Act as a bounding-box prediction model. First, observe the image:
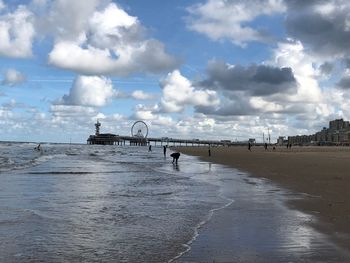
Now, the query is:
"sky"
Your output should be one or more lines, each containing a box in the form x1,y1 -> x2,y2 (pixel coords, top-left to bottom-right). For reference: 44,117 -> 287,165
1,0 -> 350,143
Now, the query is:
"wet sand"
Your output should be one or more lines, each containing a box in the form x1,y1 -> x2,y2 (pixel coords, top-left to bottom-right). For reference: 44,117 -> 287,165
176,146 -> 350,253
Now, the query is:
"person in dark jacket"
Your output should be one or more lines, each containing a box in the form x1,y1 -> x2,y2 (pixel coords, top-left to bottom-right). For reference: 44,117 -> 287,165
170,152 -> 180,164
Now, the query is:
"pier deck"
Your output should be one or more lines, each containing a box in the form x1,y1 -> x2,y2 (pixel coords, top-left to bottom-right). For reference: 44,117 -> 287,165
87,134 -> 244,147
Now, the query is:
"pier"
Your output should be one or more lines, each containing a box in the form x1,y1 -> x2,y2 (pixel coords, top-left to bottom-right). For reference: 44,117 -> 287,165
87,120 -> 246,147
87,134 -> 235,146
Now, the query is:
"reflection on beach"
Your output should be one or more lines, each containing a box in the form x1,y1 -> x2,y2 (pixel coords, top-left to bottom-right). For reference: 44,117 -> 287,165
172,163 -> 180,171
179,166 -> 350,262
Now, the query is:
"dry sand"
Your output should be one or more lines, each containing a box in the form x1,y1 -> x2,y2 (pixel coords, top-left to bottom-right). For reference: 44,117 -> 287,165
176,145 -> 350,250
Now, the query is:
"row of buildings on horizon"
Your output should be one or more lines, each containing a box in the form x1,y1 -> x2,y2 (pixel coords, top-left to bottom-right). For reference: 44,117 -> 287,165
279,119 -> 350,146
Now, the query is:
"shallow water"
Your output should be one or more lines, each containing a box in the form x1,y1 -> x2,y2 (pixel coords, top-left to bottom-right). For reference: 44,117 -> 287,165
0,143 -> 228,262
0,142 -> 349,262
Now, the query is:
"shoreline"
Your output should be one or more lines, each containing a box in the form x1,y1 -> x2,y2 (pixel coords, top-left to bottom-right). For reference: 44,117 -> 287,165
176,146 -> 350,251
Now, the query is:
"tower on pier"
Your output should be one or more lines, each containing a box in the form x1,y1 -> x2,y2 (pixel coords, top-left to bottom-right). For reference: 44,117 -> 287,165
95,120 -> 101,136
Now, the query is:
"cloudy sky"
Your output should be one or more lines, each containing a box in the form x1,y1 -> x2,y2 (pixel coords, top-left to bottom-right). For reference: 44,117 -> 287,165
1,0 -> 350,143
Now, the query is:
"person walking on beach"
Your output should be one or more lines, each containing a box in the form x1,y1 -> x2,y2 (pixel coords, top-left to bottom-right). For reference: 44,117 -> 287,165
170,152 -> 180,164
208,146 -> 211,157
149,145 -> 152,152
163,145 -> 167,157
264,143 -> 268,151
248,142 -> 251,151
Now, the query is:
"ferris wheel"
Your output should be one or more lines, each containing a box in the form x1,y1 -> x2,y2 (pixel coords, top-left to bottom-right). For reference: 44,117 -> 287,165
131,121 -> 149,138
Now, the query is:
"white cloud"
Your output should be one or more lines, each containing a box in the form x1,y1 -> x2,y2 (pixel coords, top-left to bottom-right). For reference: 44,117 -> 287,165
131,105 -> 176,130
50,104 -> 97,117
0,1 -> 177,75
48,104 -> 129,137
242,41 -> 330,123
50,104 -> 101,130
48,41 -> 117,75
1,68 -> 26,86
48,2 -> 178,76
250,97 -> 284,112
88,2 -> 138,49
159,70 -> 220,113
0,101 -> 130,142
187,0 -> 286,46
133,109 -> 155,121
243,41 -> 338,129
110,113 -> 124,121
270,41 -> 322,103
131,90 -> 155,100
0,1 -> 5,10
60,75 -> 120,107
132,103 -> 157,120
2,99 -> 28,109
0,5 -> 35,58
38,0 -> 100,40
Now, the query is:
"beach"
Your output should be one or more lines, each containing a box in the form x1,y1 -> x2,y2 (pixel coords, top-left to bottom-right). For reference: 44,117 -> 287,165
176,145 -> 350,251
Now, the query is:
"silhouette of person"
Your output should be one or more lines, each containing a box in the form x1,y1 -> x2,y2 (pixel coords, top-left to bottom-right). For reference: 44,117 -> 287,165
248,142 -> 251,151
149,145 -> 152,152
163,146 -> 167,157
208,146 -> 211,156
264,143 -> 268,151
35,143 -> 41,151
170,152 -> 180,164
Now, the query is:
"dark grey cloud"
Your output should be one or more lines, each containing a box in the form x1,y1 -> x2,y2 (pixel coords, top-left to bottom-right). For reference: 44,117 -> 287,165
337,76 -> 350,89
285,0 -> 350,57
285,0 -> 328,9
344,58 -> 350,69
199,60 -> 297,96
191,60 -> 299,117
191,61 -> 318,118
319,62 -> 334,75
195,93 -> 258,116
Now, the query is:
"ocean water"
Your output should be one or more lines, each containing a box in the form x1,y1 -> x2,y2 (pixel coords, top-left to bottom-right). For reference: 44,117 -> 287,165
0,142 -> 230,262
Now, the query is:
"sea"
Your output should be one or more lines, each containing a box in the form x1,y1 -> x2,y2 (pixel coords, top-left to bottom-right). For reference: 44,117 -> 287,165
0,142 -> 349,262
0,142 -> 232,262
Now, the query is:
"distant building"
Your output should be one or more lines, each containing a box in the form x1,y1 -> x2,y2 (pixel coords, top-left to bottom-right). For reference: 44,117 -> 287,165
287,118 -> 350,145
330,119 -> 349,130
277,136 -> 288,146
